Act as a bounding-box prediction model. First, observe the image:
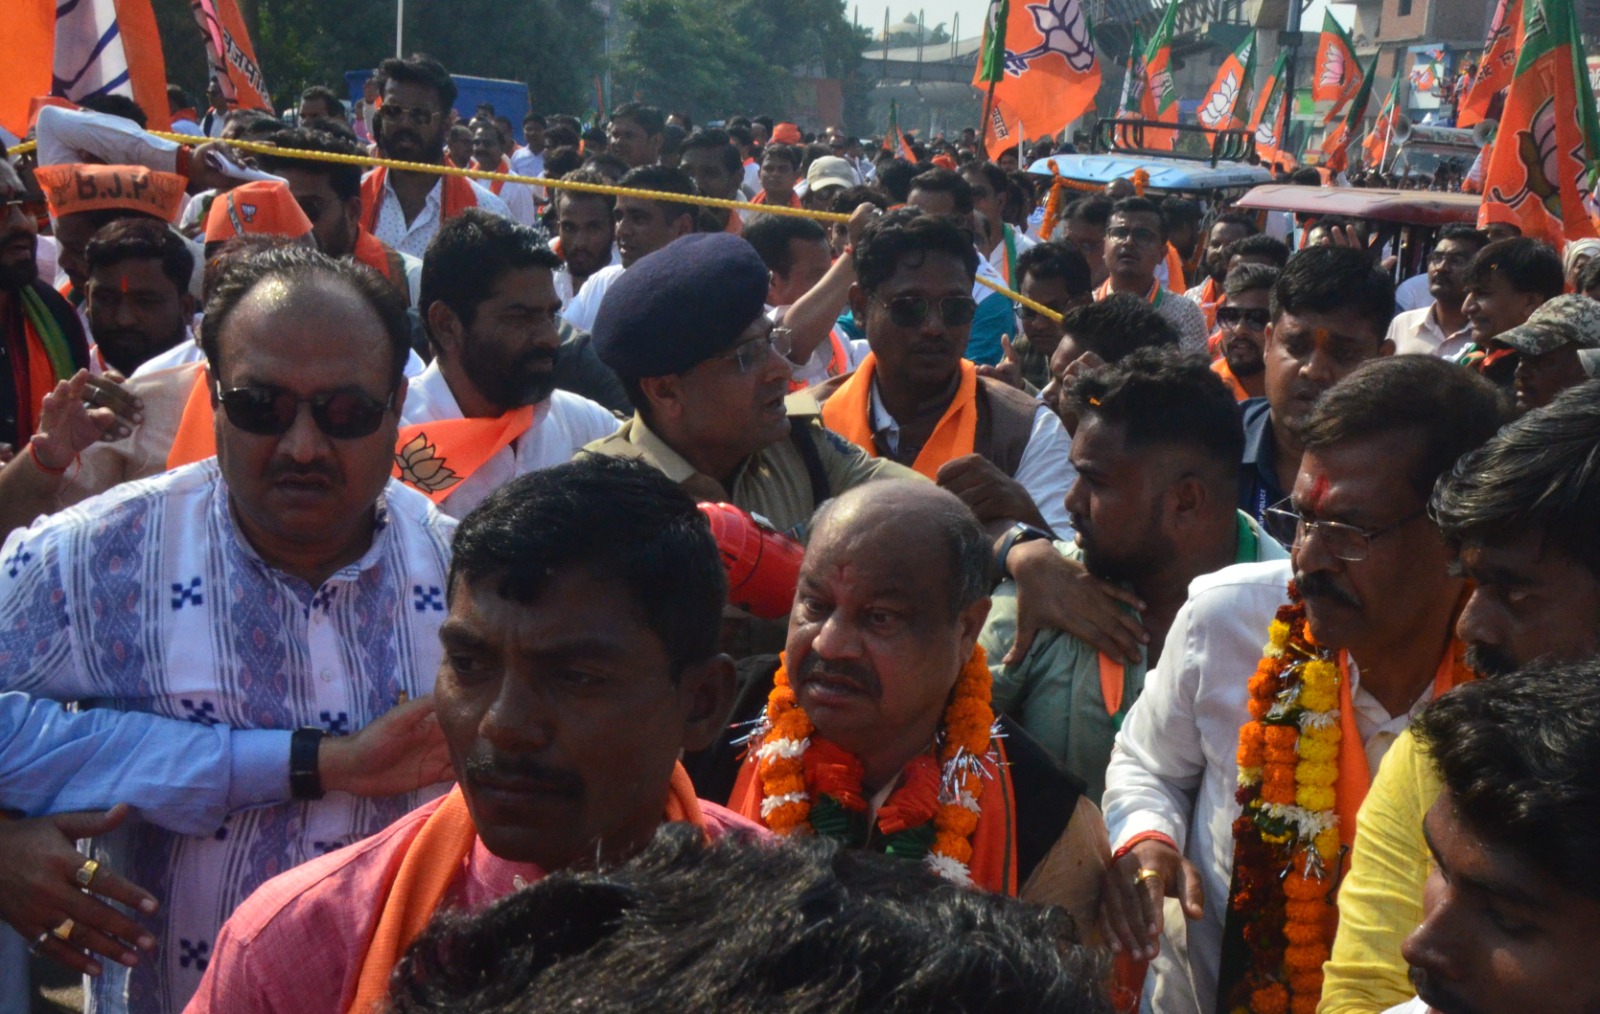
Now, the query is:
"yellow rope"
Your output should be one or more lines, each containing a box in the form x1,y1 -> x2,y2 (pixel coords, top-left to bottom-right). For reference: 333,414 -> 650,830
9,131 -> 1065,323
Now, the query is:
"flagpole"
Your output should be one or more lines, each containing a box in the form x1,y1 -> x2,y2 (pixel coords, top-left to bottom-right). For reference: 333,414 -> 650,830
396,0 -> 404,57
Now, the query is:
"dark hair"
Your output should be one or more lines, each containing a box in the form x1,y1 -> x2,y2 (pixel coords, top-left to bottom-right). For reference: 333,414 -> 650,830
167,84 -> 193,111
1070,348 -> 1244,476
853,208 -> 978,292
1222,262 -> 1279,300
548,114 -> 582,135
421,209 -> 559,348
1110,197 -> 1166,237
681,128 -> 742,176
543,125 -> 580,150
523,112 -> 546,128
611,102 -> 664,138
1270,246 -> 1395,342
1305,215 -> 1363,243
959,161 -> 1008,196
583,152 -> 630,182
222,109 -> 285,138
375,53 -> 457,111
1063,196 -> 1112,229
1435,223 -> 1489,252
1430,380 -> 1600,577
726,124 -> 754,148
760,143 -> 801,171
908,168 -> 975,215
1414,657 -> 1600,901
616,165 -> 698,226
85,218 -> 194,294
1300,356 -> 1508,500
1059,294 -> 1180,360
555,168 -> 616,216
743,214 -> 828,277
1159,197 -> 1203,231
1015,241 -> 1092,297
877,160 -> 924,204
1208,212 -> 1259,239
661,124 -> 686,157
752,115 -> 774,131
1225,233 -> 1290,269
298,85 -> 345,120
1580,255 -> 1600,293
828,185 -> 890,217
447,457 -> 726,674
78,94 -> 147,128
387,824 -> 1110,1014
542,146 -> 583,179
200,246 -> 411,391
255,128 -> 364,202
1464,237 -> 1565,299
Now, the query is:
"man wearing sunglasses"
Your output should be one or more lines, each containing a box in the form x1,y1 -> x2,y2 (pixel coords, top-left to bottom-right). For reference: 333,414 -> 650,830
0,246 -> 458,1013
1093,198 -> 1209,355
362,54 -> 511,260
1210,263 -> 1276,402
401,210 -> 619,518
1097,357 -> 1504,1014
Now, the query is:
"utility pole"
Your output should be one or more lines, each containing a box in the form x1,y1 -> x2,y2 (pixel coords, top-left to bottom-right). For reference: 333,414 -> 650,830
395,0 -> 404,57
1281,0 -> 1305,154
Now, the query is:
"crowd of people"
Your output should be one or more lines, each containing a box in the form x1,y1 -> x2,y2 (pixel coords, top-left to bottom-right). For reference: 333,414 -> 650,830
2,50 -> 1599,1014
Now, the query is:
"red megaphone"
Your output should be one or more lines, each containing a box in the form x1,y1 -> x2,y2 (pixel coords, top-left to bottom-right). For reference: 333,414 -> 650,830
697,502 -> 805,619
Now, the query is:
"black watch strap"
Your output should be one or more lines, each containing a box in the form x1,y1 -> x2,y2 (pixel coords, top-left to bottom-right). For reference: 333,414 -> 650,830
290,727 -> 326,801
995,522 -> 1054,580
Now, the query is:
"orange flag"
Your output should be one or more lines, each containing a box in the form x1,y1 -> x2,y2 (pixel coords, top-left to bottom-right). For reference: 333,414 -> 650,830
392,410 -> 535,503
0,4 -> 54,138
1312,12 -> 1361,116
971,0 -> 1101,156
1248,50 -> 1291,165
1458,0 -> 1522,127
1480,0 -> 1600,246
1198,31 -> 1256,131
1140,1 -> 1180,150
190,0 -> 271,112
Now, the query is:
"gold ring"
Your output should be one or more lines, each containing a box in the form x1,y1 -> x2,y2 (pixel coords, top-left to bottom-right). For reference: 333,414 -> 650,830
52,917 -> 75,941
76,859 -> 99,888
1134,868 -> 1162,888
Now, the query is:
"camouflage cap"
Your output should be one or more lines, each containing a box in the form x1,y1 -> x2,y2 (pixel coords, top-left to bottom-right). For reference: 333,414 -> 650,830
1495,294 -> 1600,356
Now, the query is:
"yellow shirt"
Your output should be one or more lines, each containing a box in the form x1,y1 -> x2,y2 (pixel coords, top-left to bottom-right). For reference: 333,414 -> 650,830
1317,729 -> 1443,1014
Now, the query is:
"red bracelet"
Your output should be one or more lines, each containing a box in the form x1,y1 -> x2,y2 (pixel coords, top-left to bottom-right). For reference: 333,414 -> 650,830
27,442 -> 71,475
1112,830 -> 1178,863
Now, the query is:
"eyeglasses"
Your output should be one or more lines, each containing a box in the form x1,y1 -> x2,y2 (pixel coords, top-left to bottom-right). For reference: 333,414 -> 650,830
1018,303 -> 1068,322
1216,306 -> 1272,330
216,383 -> 395,439
717,329 -> 793,374
871,293 -> 978,328
1106,226 -> 1161,246
377,104 -> 441,126
1262,498 -> 1426,562
1427,251 -> 1471,268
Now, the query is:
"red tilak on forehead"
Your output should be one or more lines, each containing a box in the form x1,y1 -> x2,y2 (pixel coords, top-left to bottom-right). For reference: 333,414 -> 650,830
120,275 -> 128,293
1309,475 -> 1330,513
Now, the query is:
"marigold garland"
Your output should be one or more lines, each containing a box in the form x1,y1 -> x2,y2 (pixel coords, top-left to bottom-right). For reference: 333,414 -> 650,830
753,645 -> 996,886
1037,167 -> 1152,241
1223,583 -> 1342,1013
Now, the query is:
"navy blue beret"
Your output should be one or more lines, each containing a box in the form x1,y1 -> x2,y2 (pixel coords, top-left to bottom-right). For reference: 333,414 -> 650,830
591,232 -> 771,379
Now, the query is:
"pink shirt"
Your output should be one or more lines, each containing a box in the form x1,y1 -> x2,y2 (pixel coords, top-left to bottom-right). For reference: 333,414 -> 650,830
184,794 -> 760,1013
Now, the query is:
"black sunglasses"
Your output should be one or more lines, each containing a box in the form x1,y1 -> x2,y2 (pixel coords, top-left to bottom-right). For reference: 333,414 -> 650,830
871,293 -> 978,328
1216,306 -> 1272,330
216,383 -> 395,440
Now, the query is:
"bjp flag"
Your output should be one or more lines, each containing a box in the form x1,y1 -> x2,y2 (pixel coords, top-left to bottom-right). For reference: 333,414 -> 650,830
1320,52 -> 1378,172
1248,50 -> 1291,164
1458,0 -> 1522,127
1312,12 -> 1361,116
1363,75 -> 1402,167
1140,0 -> 1181,150
1118,27 -> 1147,116
972,0 -> 1101,159
1480,0 -> 1600,245
1,0 -> 169,138
1198,30 -> 1256,131
191,0 -> 271,112
0,3 -> 54,138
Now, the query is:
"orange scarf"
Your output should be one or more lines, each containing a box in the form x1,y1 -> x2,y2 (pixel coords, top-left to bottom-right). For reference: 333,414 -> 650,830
1163,243 -> 1187,292
1194,276 -> 1221,331
1210,357 -> 1250,402
786,328 -> 850,393
751,190 -> 801,208
359,168 -> 478,236
165,369 -> 216,470
1332,636 -> 1472,854
470,156 -> 511,196
350,228 -> 410,303
728,738 -> 1018,896
347,767 -> 707,1014
819,354 -> 979,480
392,407 -> 535,503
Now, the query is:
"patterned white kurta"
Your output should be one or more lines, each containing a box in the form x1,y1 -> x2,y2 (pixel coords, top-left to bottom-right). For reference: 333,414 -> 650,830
0,461 -> 457,1013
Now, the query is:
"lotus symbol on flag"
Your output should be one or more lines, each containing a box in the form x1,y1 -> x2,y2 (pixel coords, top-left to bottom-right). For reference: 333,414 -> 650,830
1199,71 -> 1240,128
1256,99 -> 1281,147
1005,0 -> 1096,75
395,434 -> 460,494
1512,97 -> 1579,218
1320,47 -> 1346,90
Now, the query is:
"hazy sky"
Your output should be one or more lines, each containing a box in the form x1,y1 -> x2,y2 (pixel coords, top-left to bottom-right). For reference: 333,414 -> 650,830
854,0 -> 1350,41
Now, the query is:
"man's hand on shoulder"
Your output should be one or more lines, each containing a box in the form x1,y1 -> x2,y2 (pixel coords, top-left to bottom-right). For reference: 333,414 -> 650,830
1004,540 -> 1148,666
318,696 -> 454,798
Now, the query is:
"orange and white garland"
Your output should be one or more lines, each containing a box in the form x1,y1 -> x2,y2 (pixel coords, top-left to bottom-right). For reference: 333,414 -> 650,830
1223,586 -> 1342,1014
753,645 -> 996,885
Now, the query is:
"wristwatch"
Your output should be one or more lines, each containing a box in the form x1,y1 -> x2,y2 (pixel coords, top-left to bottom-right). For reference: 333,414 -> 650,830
995,522 -> 1054,580
290,728 -> 326,801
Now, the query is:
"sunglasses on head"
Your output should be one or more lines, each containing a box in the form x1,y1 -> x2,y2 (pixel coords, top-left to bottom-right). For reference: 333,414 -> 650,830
1216,306 -> 1272,330
871,293 -> 978,328
216,383 -> 395,439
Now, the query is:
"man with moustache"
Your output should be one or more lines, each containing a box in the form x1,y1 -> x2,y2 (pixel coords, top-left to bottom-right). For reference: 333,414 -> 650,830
1210,264 -> 1276,401
1096,357 -> 1504,1014
1184,214 -> 1257,334
1452,237 -> 1564,385
1387,662 -> 1600,1014
361,54 -> 511,259
80,219 -> 196,376
187,457 -> 757,1013
560,165 -> 698,334
1093,199 -> 1208,354
549,169 -> 619,305
1238,247 -> 1396,523
1322,382 -> 1600,1013
397,211 -> 618,519
468,121 -> 539,228
1384,226 -> 1487,359
980,350 -> 1286,804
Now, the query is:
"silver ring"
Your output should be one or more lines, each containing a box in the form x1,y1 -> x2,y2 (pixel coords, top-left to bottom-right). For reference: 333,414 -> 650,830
28,931 -> 50,954
84,387 -> 98,406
